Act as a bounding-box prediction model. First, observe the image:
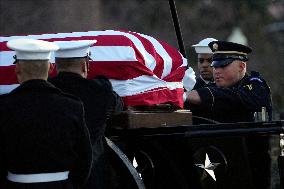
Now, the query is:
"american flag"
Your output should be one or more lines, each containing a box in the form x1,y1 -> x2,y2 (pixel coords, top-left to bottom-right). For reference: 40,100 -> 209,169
0,30 -> 195,108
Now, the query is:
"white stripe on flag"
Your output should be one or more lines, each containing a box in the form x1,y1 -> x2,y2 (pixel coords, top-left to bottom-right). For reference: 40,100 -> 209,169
137,33 -> 173,79
0,84 -> 19,94
110,75 -> 183,96
0,31 -> 111,42
1,30 -> 158,70
106,31 -> 157,71
180,55 -> 188,67
0,51 -> 15,66
0,46 -> 137,66
90,46 -> 137,61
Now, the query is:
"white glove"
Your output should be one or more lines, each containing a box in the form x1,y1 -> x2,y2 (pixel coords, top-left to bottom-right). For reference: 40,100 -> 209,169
182,67 -> 196,91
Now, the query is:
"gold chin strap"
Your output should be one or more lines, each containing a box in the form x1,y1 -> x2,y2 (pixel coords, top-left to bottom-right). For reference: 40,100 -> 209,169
213,51 -> 248,56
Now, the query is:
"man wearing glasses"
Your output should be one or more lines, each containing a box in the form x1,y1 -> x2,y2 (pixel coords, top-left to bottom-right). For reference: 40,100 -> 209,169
192,38 -> 217,90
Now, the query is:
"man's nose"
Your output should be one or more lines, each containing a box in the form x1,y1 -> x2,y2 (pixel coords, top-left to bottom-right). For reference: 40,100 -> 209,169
201,62 -> 210,68
213,67 -> 220,74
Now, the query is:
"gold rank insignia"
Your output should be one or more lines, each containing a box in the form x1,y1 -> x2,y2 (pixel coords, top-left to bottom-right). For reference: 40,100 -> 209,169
245,84 -> 253,90
213,43 -> 218,51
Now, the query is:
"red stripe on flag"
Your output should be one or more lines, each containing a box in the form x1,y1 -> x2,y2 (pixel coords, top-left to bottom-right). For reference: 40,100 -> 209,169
47,61 -> 155,81
158,40 -> 184,72
127,32 -> 165,78
46,35 -> 133,46
0,65 -> 17,84
0,35 -> 134,51
0,41 -> 9,51
49,64 -> 57,78
122,87 -> 184,108
88,61 -> 154,80
163,66 -> 186,82
49,61 -> 155,80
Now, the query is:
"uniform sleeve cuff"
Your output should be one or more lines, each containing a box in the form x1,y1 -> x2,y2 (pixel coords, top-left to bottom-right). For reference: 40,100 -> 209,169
196,87 -> 214,108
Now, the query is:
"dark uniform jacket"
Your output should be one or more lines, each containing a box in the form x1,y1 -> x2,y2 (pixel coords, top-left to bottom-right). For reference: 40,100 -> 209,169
192,77 -> 214,90
188,72 -> 272,123
49,72 -> 123,153
0,79 -> 92,189
49,72 -> 123,189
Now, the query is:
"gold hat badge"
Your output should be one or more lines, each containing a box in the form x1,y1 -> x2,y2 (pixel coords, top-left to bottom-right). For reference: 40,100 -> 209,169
212,43 -> 218,51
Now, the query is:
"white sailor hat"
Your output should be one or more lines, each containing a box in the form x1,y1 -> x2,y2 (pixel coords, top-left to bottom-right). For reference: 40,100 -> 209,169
192,38 -> 217,54
7,38 -> 59,61
54,40 -> 97,58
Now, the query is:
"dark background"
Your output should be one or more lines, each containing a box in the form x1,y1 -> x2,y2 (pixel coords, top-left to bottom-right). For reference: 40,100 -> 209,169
1,0 -> 283,118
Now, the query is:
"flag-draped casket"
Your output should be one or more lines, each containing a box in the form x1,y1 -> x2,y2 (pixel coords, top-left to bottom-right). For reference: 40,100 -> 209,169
0,30 -> 195,108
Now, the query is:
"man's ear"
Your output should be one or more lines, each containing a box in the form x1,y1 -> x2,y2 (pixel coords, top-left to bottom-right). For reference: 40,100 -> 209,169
15,62 -> 20,74
81,62 -> 86,72
239,61 -> 246,72
80,61 -> 89,78
15,62 -> 23,83
86,61 -> 90,72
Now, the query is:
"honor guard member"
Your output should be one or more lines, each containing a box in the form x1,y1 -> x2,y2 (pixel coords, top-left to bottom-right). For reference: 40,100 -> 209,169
48,40 -> 123,189
185,41 -> 272,188
192,38 -> 217,90
185,41 -> 272,123
184,38 -> 217,121
0,38 -> 92,189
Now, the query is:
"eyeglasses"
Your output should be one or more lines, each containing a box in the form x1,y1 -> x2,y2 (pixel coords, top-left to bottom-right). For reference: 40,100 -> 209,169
198,57 -> 212,64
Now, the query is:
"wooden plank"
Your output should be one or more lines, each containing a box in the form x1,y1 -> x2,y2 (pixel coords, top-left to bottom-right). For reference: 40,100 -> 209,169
108,110 -> 192,128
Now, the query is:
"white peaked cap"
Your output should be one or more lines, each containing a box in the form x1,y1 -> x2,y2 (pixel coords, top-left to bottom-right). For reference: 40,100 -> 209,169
7,38 -> 59,60
192,38 -> 217,54
54,40 -> 97,58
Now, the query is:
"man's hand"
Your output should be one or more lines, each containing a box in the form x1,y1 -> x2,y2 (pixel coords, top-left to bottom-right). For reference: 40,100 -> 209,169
185,90 -> 201,105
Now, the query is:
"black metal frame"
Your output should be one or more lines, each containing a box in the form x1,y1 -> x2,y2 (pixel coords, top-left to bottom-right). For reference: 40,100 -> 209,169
110,121 -> 284,139
109,121 -> 284,188
168,0 -> 186,59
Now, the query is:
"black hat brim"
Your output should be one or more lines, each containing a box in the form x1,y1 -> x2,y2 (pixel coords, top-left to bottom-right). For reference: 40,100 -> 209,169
211,58 -> 235,68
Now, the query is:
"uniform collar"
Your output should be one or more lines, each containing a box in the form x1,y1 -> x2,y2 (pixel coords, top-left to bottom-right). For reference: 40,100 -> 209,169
200,76 -> 214,84
10,79 -> 60,94
230,74 -> 248,88
57,71 -> 83,78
